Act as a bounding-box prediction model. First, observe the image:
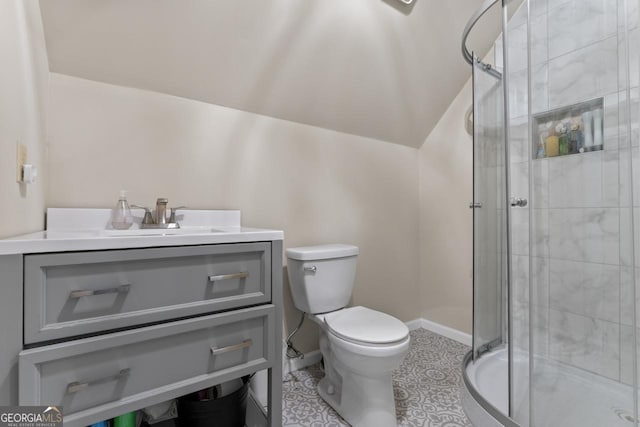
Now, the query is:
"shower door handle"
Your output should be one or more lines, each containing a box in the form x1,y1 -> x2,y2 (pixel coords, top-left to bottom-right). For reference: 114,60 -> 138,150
510,197 -> 528,207
469,202 -> 483,209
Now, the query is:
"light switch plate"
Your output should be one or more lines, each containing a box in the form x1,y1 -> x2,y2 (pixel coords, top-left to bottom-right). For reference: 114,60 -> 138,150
16,142 -> 27,182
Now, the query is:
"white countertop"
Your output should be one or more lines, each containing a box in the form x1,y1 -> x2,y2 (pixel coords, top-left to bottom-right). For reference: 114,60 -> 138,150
0,208 -> 283,255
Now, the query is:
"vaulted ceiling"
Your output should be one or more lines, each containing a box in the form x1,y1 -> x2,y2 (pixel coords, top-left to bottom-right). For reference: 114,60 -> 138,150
39,0 -> 500,148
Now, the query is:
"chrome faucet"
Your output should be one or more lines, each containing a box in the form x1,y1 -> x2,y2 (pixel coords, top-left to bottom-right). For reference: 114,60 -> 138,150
155,198 -> 168,225
132,198 -> 185,229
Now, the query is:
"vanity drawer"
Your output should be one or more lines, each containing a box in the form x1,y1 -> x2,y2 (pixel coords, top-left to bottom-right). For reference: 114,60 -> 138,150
19,305 -> 274,427
24,242 -> 271,344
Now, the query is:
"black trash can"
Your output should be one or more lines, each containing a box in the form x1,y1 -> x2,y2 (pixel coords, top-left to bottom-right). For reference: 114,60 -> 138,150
177,378 -> 249,427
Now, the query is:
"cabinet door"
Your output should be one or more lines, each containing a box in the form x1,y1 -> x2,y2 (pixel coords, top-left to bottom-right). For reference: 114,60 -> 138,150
24,242 -> 271,343
19,305 -> 275,427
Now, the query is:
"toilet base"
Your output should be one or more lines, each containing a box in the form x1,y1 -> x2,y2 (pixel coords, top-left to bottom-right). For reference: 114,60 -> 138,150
315,329 -> 403,427
317,367 -> 399,427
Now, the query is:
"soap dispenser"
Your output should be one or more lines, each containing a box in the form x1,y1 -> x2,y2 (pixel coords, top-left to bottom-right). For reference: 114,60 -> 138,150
111,190 -> 133,229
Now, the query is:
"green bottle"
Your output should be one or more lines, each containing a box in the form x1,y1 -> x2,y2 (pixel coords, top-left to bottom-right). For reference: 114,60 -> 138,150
113,412 -> 136,427
559,133 -> 570,156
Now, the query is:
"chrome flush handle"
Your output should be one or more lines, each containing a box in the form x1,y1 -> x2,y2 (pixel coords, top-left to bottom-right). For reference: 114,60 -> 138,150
304,266 -> 317,273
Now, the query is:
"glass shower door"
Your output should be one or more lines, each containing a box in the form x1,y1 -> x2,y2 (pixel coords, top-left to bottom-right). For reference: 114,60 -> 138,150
472,53 -> 508,363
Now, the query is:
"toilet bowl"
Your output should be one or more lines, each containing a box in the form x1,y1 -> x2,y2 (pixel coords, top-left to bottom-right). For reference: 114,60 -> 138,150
311,308 -> 410,427
286,244 -> 410,427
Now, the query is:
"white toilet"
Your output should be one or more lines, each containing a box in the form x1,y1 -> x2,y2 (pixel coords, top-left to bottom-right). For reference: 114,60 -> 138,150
286,244 -> 410,427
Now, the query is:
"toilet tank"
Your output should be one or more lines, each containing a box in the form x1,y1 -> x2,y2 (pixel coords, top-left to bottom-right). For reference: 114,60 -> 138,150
285,244 -> 359,314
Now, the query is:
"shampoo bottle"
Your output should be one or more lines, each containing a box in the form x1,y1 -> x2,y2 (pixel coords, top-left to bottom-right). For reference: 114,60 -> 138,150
545,135 -> 559,157
592,108 -> 603,149
537,132 -> 547,159
582,111 -> 593,152
111,190 -> 133,230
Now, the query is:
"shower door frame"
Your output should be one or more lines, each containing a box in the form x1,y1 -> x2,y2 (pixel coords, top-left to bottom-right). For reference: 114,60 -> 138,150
468,0 -> 519,421
466,40 -> 518,425
471,52 -> 510,363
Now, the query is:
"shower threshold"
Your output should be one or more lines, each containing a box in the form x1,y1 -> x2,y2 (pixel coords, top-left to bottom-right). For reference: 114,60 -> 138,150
462,348 -> 635,427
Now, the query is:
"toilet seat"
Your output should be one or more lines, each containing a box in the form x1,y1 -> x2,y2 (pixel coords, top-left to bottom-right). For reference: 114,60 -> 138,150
323,306 -> 409,345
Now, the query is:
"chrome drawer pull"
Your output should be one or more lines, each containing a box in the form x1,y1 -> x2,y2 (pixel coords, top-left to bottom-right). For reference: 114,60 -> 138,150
207,272 -> 249,282
210,339 -> 253,356
304,266 -> 317,273
69,284 -> 131,299
66,368 -> 130,394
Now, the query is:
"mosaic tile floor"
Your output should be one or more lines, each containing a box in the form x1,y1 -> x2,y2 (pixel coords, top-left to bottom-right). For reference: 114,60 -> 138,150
282,328 -> 472,427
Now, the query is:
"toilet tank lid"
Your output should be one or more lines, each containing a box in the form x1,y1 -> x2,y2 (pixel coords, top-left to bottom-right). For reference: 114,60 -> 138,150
286,244 -> 359,261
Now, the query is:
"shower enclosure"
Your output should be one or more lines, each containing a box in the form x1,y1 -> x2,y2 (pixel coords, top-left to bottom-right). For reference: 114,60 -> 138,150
461,0 -> 640,426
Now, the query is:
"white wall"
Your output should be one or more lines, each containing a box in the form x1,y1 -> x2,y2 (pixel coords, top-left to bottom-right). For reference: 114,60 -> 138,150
46,73 -> 421,353
418,78 -> 474,334
417,47 -> 497,335
0,0 -> 49,238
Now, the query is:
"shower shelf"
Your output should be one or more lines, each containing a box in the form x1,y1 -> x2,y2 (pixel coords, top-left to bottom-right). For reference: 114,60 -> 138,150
532,97 -> 604,160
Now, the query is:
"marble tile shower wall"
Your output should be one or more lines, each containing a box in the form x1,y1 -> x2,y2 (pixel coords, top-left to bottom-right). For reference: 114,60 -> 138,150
505,0 -> 640,384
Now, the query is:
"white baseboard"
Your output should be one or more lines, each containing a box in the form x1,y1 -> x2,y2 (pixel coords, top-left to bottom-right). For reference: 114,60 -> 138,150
283,349 -> 322,376
411,318 -> 472,346
405,319 -> 424,331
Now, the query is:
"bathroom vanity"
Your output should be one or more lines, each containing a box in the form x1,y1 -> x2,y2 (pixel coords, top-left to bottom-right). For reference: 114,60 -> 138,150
0,209 -> 283,427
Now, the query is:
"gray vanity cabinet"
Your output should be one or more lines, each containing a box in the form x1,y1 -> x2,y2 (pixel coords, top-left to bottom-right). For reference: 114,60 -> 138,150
8,240 -> 283,427
20,306 -> 274,426
23,242 -> 271,344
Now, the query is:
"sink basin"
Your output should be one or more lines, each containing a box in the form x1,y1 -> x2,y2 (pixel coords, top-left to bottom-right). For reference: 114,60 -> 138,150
101,227 -> 227,237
